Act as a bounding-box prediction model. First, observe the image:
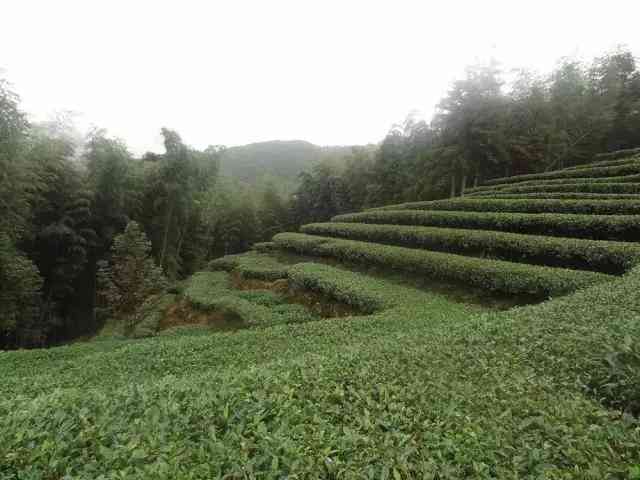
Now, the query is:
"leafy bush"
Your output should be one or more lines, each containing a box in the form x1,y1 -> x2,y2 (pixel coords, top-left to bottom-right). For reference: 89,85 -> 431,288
484,160 -> 640,185
466,173 -> 640,195
334,209 -> 640,241
301,222 -> 640,274
0,234 -> 43,346
236,290 -> 285,307
182,271 -> 234,310
97,221 -> 167,322
252,241 -> 277,253
372,197 -> 640,215
209,251 -> 289,281
273,233 -> 611,297
129,294 -> 177,338
3,262 -> 640,477
182,270 -> 317,328
470,182 -> 640,196
587,149 -> 640,164
472,192 -> 640,200
586,334 -> 640,416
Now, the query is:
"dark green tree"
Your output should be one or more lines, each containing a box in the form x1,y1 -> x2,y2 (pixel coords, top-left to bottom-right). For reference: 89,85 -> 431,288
97,221 -> 166,325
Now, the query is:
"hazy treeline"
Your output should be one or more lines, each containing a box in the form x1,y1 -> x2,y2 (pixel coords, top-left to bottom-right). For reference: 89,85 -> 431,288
2,48 -> 639,348
0,81 -> 292,348
292,48 -> 640,222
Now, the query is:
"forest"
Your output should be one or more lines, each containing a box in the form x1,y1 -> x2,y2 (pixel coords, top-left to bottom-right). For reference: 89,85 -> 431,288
1,47 -> 640,349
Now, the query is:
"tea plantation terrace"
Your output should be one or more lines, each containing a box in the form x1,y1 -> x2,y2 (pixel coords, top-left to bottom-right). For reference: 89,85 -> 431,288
3,150 -> 640,476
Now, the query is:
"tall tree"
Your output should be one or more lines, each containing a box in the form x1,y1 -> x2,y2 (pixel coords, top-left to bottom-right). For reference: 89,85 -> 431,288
97,221 -> 166,326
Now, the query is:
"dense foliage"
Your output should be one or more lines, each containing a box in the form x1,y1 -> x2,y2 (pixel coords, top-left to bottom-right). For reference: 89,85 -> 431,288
334,209 -> 640,241
0,85 -> 291,348
301,222 -> 640,273
97,221 -> 167,326
2,256 -> 640,477
373,197 -> 640,215
289,49 -> 640,226
272,233 -> 610,297
3,48 -> 640,347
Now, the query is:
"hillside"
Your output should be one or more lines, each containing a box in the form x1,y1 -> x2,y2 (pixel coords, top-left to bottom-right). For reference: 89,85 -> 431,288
219,140 -> 357,193
3,151 -> 640,477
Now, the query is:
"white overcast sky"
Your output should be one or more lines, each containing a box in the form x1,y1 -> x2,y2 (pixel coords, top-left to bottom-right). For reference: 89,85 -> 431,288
2,0 -> 639,154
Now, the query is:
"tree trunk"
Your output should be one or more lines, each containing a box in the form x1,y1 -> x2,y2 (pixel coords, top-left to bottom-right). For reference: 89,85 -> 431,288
450,174 -> 456,198
175,227 -> 185,264
460,174 -> 467,197
159,202 -> 174,271
473,174 -> 479,188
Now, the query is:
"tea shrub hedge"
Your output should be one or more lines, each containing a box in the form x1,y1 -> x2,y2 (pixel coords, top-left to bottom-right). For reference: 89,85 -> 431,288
589,148 -> 640,163
252,241 -> 277,253
470,182 -> 640,196
466,173 -> 640,195
474,192 -> 640,200
183,271 -> 317,328
208,251 -> 289,280
3,260 -> 640,477
273,233 -> 611,296
372,197 -> 640,215
300,222 -> 640,273
130,294 -> 178,338
334,209 -> 640,241
483,160 -> 640,186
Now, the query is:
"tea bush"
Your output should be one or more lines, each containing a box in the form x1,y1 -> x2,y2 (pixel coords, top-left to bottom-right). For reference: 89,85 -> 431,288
474,192 -> 640,200
483,160 -> 640,185
209,251 -> 289,280
466,173 -> 640,195
582,149 -> 640,164
334,209 -> 640,241
273,233 -> 611,297
130,294 -> 177,338
372,197 -> 640,215
252,241 -> 277,253
2,261 -> 640,477
470,182 -> 640,196
181,270 -> 317,328
301,222 -> 640,273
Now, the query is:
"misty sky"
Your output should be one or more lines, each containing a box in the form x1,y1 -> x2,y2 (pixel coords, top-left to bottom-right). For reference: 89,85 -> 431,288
2,0 -> 639,154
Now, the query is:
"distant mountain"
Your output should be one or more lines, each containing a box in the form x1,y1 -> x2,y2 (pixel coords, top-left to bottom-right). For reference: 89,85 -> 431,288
219,140 -> 357,194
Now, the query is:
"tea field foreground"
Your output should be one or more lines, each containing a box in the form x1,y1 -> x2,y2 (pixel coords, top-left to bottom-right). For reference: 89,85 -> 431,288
4,153 -> 640,478
2,260 -> 640,478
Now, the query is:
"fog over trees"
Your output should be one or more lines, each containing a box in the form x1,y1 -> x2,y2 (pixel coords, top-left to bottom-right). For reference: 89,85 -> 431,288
1,48 -> 640,348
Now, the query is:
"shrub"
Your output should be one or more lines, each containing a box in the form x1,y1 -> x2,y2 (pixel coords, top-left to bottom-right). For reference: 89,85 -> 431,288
130,293 -> 177,338
466,174 -> 640,195
0,234 -> 43,346
483,160 -> 640,186
471,193 -> 640,200
586,335 -> 640,416
334,209 -> 640,241
273,233 -> 611,297
470,182 -> 640,196
182,271 -> 233,310
209,251 -> 289,281
97,221 -> 167,323
590,149 -> 640,163
4,261 -> 640,477
300,222 -> 640,274
371,197 -> 640,215
252,241 -> 277,253
182,270 -> 317,328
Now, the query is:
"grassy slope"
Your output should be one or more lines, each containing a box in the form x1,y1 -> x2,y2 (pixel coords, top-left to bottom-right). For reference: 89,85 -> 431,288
5,150 -> 640,478
2,259 -> 640,478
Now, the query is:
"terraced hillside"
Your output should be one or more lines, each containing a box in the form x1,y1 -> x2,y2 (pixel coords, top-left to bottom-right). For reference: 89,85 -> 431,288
3,153 -> 640,477
270,153 -> 640,300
